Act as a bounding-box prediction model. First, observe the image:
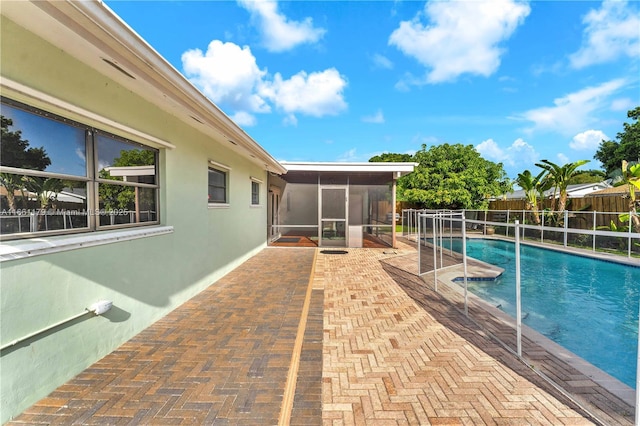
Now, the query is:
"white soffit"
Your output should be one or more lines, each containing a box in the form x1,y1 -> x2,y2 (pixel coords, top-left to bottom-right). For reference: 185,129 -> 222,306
1,1 -> 286,175
281,162 -> 417,176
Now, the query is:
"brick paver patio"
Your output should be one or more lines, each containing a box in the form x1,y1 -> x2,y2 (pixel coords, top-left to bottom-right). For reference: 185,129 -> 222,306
7,243 -> 634,425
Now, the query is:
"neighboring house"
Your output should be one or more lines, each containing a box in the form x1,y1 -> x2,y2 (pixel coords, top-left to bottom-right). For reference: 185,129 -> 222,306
0,2 -> 414,422
589,184 -> 632,197
503,180 -> 612,200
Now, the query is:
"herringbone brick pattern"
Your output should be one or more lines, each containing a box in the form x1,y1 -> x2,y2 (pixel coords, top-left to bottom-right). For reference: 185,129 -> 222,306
320,246 -> 603,425
7,243 -> 633,425
8,248 -> 316,425
384,238 -> 633,425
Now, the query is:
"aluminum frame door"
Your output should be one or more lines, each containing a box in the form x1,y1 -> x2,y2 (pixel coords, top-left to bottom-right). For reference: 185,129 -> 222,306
319,186 -> 347,247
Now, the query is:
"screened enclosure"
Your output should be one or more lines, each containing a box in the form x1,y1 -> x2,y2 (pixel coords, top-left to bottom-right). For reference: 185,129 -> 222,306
268,162 -> 416,248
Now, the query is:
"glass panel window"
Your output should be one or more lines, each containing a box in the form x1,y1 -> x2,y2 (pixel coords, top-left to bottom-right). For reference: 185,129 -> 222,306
251,181 -> 259,205
97,134 -> 157,185
0,174 -> 88,235
1,102 -> 87,176
0,97 -> 160,239
208,167 -> 227,204
98,184 -> 157,226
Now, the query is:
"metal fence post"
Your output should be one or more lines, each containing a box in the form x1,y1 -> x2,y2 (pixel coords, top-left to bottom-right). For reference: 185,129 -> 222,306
439,212 -> 444,268
515,220 -> 522,358
636,294 -> 640,426
433,214 -> 438,293
417,213 -> 421,274
593,210 -> 597,252
629,212 -> 633,259
506,210 -> 510,237
484,210 -> 488,234
564,210 -> 569,247
462,213 -> 469,317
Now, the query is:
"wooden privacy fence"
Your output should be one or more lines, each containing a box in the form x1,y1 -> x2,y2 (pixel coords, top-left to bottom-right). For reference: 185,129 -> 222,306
489,196 -> 633,229
396,196 -> 633,230
489,195 -> 629,213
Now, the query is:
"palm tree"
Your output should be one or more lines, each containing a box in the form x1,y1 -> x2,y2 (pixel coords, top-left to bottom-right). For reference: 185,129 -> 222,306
619,160 -> 640,229
535,159 -> 590,214
515,170 -> 547,224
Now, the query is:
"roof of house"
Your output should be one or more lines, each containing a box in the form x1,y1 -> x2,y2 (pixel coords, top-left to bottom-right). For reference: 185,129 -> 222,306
281,162 -> 417,175
1,1 -> 287,175
590,184 -> 632,197
278,162 -> 417,185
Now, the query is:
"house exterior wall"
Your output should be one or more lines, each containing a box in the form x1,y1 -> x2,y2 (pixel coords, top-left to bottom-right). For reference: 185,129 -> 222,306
0,16 -> 268,422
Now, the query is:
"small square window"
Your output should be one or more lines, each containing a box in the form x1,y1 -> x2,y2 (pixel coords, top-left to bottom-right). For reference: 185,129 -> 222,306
208,167 -> 227,204
251,181 -> 260,205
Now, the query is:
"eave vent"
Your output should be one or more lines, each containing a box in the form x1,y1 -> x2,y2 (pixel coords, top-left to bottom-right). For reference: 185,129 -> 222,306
102,58 -> 136,80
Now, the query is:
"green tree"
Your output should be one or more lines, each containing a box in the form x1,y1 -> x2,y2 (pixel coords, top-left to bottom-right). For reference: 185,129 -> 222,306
98,149 -> 155,212
567,169 -> 606,184
401,143 -> 511,209
515,170 -> 548,224
535,159 -> 590,213
0,116 -> 51,210
618,160 -> 640,230
594,107 -> 640,176
369,153 -> 414,163
368,152 -> 415,202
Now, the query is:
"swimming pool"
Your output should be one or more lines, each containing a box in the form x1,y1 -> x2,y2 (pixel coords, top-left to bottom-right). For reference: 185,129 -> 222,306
438,238 -> 639,389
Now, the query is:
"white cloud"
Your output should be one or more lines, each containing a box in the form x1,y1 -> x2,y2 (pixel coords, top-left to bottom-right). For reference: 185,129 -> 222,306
231,111 -> 257,127
75,147 -> 86,162
238,0 -> 325,52
388,0 -> 530,84
182,41 -> 347,125
557,153 -> 570,165
570,129 -> 609,151
283,114 -> 298,126
261,68 -> 348,117
337,148 -> 359,162
476,138 -> 539,167
411,133 -> 439,146
372,53 -> 394,70
362,109 -> 385,124
569,0 -> 640,69
182,41 -> 270,114
475,139 -> 504,160
516,79 -> 626,135
611,97 -> 635,111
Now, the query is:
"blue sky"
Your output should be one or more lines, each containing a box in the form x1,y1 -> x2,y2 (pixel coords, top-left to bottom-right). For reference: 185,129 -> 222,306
106,0 -> 639,178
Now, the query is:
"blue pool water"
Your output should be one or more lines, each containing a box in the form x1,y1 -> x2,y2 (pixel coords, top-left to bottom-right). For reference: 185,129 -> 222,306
438,238 -> 639,388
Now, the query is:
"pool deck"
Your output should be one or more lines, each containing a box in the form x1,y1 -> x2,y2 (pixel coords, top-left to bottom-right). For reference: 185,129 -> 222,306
7,240 -> 635,425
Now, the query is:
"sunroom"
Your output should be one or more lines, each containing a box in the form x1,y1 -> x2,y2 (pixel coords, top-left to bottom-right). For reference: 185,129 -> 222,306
267,162 -> 416,249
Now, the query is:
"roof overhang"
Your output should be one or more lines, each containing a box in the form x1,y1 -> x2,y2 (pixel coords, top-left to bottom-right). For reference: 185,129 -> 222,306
281,162 -> 417,177
1,0 -> 287,175
277,162 -> 417,185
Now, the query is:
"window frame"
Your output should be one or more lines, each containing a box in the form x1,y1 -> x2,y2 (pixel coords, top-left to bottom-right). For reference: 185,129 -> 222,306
208,160 -> 230,208
250,177 -> 262,207
0,97 -> 161,240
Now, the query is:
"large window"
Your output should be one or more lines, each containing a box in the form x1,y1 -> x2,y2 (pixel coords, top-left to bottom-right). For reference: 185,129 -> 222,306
0,98 -> 159,238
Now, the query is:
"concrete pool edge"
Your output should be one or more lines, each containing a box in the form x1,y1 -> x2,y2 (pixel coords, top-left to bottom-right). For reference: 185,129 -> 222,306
443,235 -> 637,400
438,270 -> 636,409
478,234 -> 640,268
